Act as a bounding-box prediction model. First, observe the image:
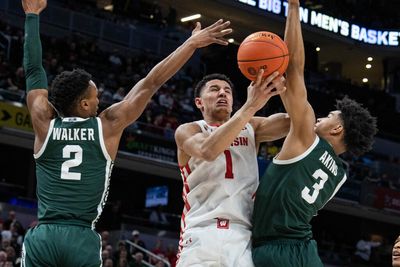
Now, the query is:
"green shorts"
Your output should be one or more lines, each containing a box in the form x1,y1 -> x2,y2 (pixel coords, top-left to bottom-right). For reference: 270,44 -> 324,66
22,224 -> 102,267
252,238 -> 323,267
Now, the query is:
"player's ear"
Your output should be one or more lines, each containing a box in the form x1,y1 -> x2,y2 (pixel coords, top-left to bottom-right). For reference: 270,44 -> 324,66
331,124 -> 343,136
195,97 -> 203,110
80,98 -> 90,111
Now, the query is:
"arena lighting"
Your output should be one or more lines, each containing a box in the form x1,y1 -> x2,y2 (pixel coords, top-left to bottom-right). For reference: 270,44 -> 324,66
228,38 -> 235,43
367,57 -> 373,61
180,14 -> 202,22
366,64 -> 372,69
315,47 -> 321,52
104,4 -> 113,11
362,78 -> 369,83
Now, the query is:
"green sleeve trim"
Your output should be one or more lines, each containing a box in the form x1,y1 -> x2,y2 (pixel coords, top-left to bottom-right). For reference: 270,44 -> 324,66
23,13 -> 48,91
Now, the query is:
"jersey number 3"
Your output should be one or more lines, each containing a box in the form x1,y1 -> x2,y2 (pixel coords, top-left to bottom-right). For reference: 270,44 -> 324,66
61,145 -> 83,180
301,169 -> 328,204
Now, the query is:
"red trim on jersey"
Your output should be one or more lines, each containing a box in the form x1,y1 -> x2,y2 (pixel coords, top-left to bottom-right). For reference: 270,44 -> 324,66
185,164 -> 192,175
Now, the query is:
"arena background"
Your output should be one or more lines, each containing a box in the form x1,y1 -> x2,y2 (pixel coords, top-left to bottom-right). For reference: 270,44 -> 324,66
0,0 -> 400,266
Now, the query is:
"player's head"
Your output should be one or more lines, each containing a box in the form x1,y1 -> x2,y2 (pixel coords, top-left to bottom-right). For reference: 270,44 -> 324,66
315,96 -> 377,156
49,69 -> 99,118
194,73 -> 234,120
393,235 -> 400,267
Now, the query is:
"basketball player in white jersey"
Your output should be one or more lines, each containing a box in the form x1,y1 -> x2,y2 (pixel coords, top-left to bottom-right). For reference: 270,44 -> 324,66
174,70 -> 289,266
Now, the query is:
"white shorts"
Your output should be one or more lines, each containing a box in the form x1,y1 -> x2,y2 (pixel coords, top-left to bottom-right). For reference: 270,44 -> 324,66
176,220 -> 254,267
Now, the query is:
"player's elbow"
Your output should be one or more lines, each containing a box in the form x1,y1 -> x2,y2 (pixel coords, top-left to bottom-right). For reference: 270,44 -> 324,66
199,147 -> 218,162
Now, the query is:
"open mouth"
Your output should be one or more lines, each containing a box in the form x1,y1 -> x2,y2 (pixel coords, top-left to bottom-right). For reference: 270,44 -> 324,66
217,99 -> 228,106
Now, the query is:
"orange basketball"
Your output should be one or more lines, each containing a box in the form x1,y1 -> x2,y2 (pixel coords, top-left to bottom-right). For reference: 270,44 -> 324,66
237,31 -> 289,81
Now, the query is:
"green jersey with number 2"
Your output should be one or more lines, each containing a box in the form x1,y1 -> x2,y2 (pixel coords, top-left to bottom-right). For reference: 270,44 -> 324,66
34,117 -> 113,229
252,136 -> 347,245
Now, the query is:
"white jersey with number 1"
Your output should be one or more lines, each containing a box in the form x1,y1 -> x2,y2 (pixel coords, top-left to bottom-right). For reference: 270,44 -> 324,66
177,120 -> 258,266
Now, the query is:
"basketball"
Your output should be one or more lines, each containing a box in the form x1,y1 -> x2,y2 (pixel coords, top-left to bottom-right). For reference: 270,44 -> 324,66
237,31 -> 289,81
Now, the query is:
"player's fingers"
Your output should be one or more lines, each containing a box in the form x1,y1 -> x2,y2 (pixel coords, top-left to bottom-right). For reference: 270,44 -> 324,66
254,69 -> 264,86
213,38 -> 229,46
192,22 -> 201,34
261,71 -> 280,88
213,28 -> 233,37
206,19 -> 224,30
213,21 -> 231,32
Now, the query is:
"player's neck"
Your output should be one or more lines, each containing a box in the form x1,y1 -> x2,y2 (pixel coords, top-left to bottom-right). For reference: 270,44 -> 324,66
324,136 -> 346,155
203,117 -> 229,126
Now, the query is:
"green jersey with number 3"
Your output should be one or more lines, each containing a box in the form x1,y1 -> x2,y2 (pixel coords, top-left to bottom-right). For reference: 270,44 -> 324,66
252,136 -> 347,245
34,117 -> 113,229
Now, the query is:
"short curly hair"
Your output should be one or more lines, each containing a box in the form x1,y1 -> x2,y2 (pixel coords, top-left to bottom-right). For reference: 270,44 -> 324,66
336,96 -> 378,156
49,69 -> 92,117
194,73 -> 234,98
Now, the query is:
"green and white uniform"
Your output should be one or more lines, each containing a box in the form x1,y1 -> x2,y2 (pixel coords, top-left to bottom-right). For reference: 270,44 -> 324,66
252,136 -> 347,267
22,117 -> 113,267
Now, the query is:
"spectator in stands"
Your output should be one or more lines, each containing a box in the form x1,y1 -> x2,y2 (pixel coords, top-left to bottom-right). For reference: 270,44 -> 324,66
158,88 -> 175,110
129,230 -> 146,255
131,252 -> 146,267
105,244 -> 114,257
113,240 -> 129,262
0,251 -> 7,266
149,205 -> 169,226
165,244 -> 177,267
150,239 -> 165,263
113,87 -> 126,102
101,249 -> 111,262
3,211 -> 23,236
394,235 -> 400,267
101,230 -> 111,247
103,258 -> 114,267
22,3 -> 232,266
4,246 -> 16,266
116,249 -> 132,267
353,233 -> 382,265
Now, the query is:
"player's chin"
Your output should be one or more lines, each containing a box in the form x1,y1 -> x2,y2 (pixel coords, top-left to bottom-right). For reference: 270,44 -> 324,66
393,257 -> 400,267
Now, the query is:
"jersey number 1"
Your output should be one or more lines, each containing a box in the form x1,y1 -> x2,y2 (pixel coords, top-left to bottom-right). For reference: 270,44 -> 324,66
61,145 -> 83,180
224,150 -> 234,179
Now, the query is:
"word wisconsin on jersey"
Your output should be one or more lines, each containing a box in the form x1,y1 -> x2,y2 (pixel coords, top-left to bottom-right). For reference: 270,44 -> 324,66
231,136 -> 249,147
52,128 -> 95,141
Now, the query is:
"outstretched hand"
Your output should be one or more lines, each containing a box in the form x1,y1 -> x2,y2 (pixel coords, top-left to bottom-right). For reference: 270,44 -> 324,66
189,19 -> 232,48
245,70 -> 287,112
22,0 -> 47,15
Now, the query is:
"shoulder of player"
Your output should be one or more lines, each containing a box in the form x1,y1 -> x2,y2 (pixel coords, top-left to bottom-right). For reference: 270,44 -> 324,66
175,122 -> 202,142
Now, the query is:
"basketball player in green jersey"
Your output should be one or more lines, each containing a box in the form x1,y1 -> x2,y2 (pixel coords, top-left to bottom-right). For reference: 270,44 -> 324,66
251,0 -> 377,266
21,0 -> 232,266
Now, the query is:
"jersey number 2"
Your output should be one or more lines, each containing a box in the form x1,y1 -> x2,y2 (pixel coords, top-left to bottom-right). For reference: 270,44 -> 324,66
224,150 -> 234,179
61,145 -> 83,180
301,169 -> 328,204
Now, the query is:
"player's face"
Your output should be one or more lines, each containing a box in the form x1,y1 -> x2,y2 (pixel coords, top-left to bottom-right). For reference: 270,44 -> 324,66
314,110 -> 343,137
393,237 -> 400,267
85,80 -> 99,117
196,79 -> 233,117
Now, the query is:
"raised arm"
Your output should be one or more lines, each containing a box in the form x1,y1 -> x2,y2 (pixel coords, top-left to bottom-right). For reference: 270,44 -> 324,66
22,0 -> 54,152
175,71 -> 286,165
250,112 -> 290,145
278,0 -> 316,159
100,20 -> 232,137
